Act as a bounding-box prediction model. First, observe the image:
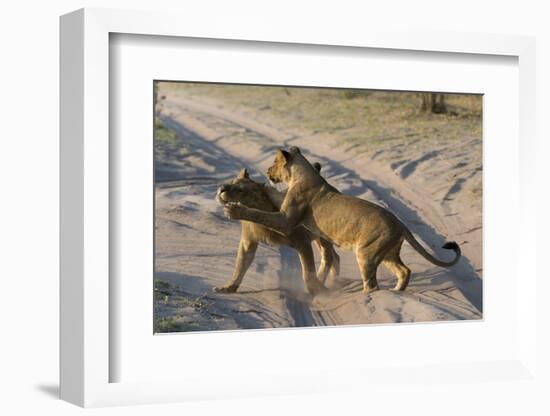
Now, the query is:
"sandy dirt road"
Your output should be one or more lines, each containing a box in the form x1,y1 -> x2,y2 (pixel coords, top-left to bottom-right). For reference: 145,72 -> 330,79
154,86 -> 482,332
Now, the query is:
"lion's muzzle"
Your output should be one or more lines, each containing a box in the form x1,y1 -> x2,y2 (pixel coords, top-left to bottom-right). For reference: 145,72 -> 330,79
266,169 -> 281,184
216,185 -> 231,204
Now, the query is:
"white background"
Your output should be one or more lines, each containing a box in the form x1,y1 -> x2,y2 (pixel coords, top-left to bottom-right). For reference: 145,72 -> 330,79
1,1 -> 548,415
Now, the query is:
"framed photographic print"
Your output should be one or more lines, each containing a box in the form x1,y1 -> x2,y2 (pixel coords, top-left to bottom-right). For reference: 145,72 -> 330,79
60,7 -> 538,409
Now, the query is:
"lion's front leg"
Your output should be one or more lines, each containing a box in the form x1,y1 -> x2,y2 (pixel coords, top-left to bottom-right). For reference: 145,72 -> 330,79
292,240 -> 327,296
214,239 -> 258,293
224,202 -> 295,237
312,237 -> 330,284
313,237 -> 340,285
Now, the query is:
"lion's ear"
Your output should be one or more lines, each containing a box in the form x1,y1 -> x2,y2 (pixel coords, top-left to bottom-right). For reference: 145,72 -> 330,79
238,168 -> 249,178
289,146 -> 301,155
313,162 -> 322,172
278,149 -> 291,163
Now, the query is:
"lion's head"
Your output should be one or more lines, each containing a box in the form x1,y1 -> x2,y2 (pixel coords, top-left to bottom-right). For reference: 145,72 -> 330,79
266,147 -> 321,184
216,168 -> 277,212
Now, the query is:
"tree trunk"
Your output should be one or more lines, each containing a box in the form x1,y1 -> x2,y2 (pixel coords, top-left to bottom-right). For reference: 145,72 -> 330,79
420,93 -> 447,114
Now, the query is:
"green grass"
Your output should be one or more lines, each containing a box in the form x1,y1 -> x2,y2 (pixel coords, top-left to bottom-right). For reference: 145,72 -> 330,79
154,279 -> 213,333
154,279 -> 171,295
156,316 -> 200,333
155,117 -> 178,144
154,117 -> 186,160
175,296 -> 210,311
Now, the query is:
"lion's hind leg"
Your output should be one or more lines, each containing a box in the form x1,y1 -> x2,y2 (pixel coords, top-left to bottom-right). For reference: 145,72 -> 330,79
383,242 -> 411,291
355,249 -> 382,295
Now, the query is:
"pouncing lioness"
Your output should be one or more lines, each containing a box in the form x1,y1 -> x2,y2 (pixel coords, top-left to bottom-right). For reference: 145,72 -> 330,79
215,166 -> 340,295
224,147 -> 460,294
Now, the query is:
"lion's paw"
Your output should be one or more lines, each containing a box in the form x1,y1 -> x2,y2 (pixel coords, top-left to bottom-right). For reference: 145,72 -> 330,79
213,285 -> 238,294
362,285 -> 380,296
306,280 -> 328,297
223,202 -> 247,220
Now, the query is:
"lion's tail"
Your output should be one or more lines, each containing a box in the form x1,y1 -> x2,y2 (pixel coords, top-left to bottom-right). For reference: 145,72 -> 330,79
403,229 -> 461,267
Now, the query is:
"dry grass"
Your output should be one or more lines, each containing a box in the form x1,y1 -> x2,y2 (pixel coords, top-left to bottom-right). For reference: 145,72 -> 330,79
161,82 -> 482,155
158,82 -> 482,207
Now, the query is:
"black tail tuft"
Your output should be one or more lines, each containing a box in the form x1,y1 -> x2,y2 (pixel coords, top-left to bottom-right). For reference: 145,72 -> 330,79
442,241 -> 459,250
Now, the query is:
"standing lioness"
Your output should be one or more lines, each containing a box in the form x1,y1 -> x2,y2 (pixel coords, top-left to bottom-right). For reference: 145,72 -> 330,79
224,147 -> 460,294
215,167 -> 339,295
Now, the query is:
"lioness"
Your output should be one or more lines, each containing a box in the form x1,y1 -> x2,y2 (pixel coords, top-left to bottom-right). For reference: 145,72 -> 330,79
224,147 -> 460,294
215,167 -> 339,295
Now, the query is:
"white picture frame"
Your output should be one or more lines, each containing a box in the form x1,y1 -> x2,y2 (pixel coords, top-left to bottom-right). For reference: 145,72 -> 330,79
60,7 -> 537,408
